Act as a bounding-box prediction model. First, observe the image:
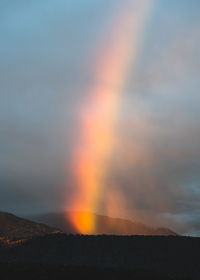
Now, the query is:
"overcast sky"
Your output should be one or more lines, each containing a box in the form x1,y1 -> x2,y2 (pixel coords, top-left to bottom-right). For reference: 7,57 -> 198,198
0,0 -> 200,236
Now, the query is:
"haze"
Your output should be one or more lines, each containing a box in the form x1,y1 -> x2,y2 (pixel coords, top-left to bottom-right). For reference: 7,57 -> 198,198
0,0 -> 200,236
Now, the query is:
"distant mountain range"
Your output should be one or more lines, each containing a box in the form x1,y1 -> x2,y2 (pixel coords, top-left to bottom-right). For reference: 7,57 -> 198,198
30,211 -> 178,236
0,211 -> 178,239
0,212 -> 62,239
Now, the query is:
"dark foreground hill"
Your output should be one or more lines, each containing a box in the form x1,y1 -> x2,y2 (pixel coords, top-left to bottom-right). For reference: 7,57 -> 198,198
0,263 -> 178,280
31,211 -> 178,236
0,234 -> 199,279
0,212 -> 62,239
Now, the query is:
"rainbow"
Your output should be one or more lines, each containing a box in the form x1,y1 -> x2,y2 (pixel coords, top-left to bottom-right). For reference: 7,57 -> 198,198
68,0 -> 153,234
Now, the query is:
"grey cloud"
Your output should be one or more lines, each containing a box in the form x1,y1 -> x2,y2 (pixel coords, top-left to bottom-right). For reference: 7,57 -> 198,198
0,0 -> 200,236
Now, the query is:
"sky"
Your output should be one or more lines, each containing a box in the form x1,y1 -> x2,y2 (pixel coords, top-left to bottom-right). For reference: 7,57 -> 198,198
0,0 -> 200,236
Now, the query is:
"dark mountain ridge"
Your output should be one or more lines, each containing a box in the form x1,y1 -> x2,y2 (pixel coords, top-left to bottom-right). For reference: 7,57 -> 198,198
30,211 -> 178,236
0,212 -> 62,239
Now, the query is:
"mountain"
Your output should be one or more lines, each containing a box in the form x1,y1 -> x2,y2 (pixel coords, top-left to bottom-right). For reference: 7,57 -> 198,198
0,212 -> 62,239
30,211 -> 178,236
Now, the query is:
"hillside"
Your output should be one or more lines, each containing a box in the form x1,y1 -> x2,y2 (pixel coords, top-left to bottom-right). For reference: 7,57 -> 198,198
0,234 -> 199,278
0,212 -> 62,239
0,263 -> 176,280
31,212 -> 178,236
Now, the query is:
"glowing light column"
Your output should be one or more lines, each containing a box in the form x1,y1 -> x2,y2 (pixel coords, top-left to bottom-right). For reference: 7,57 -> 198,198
68,0 -> 152,234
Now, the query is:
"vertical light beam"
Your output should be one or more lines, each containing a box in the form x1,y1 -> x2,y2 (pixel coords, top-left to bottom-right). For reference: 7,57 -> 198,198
68,0 -> 152,234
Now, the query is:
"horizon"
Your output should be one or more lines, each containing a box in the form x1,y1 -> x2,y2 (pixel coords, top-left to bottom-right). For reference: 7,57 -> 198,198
0,209 -> 192,237
0,209 -> 180,237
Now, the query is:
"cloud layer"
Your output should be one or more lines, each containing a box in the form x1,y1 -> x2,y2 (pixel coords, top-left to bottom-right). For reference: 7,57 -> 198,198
0,0 -> 200,235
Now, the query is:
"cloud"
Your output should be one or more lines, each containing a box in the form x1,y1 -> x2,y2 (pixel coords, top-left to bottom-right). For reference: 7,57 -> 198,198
0,0 -> 200,235
101,15 -> 200,234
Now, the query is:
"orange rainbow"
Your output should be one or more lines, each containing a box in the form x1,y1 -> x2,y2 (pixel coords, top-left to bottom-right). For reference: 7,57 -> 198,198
68,0 -> 153,234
